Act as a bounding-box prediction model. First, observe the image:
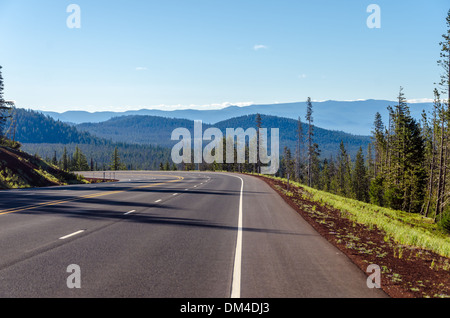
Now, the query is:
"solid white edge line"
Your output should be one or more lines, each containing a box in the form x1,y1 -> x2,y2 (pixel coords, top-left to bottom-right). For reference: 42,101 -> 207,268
59,230 -> 85,240
231,175 -> 244,299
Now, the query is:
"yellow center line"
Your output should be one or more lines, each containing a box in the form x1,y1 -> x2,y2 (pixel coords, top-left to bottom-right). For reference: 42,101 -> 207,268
0,176 -> 184,216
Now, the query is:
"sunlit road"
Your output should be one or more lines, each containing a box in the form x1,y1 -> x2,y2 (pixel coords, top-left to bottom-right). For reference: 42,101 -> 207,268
0,171 -> 387,298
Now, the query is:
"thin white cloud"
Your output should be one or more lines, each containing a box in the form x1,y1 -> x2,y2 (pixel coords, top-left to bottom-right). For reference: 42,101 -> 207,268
253,44 -> 268,51
135,67 -> 148,71
298,74 -> 307,79
152,101 -> 255,111
407,98 -> 433,103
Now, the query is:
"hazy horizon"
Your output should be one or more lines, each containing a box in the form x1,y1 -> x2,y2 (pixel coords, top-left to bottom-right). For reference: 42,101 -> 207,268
22,98 -> 434,114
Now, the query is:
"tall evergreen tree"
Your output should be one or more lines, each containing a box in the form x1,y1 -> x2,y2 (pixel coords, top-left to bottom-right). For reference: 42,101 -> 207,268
62,147 -> 69,171
164,160 -> 170,171
255,113 -> 262,173
328,156 -> 338,194
110,146 -> 126,171
0,65 -> 5,138
380,88 -> 426,212
0,66 -> 13,141
320,158 -> 331,192
371,112 -> 386,177
310,143 -> 322,189
305,97 -> 314,187
437,9 -> 450,104
295,116 -> 304,182
433,10 -> 450,221
353,147 -> 369,202
281,146 -> 294,179
71,146 -> 89,171
52,151 -> 58,166
422,95 -> 439,216
337,141 -> 352,197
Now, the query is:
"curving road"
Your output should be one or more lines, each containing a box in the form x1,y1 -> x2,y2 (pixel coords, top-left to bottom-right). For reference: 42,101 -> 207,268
0,171 -> 387,298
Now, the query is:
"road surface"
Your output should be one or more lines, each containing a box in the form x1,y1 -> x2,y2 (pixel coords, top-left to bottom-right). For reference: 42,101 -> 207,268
0,171 -> 387,298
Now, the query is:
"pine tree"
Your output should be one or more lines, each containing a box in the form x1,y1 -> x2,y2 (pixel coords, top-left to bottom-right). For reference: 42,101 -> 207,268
353,147 -> 368,202
381,88 -> 426,213
437,9 -> 450,104
328,156 -> 338,194
337,141 -> 351,197
433,10 -> 450,221
310,143 -> 322,189
0,65 -> 6,138
62,147 -> 69,171
71,146 -> 89,171
367,143 -> 374,179
295,116 -> 304,182
422,96 -> 438,216
305,97 -> 314,187
281,146 -> 294,179
0,66 -> 13,141
371,112 -> 386,177
110,146 -> 126,171
369,174 -> 385,207
255,113 -> 262,174
52,151 -> 58,166
320,158 -> 331,192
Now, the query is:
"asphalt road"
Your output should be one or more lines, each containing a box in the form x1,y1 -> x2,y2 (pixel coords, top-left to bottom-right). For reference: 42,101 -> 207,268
0,171 -> 387,298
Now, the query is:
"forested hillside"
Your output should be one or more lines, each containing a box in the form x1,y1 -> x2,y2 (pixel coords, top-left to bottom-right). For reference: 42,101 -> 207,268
13,108 -> 104,144
76,115 -> 194,146
75,113 -> 371,159
11,108 -> 171,171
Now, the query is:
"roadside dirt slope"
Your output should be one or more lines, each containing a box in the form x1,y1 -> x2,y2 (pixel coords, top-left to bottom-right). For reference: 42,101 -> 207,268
0,146 -> 82,189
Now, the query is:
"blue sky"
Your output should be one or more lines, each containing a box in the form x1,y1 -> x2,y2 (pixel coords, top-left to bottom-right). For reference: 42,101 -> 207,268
0,0 -> 448,112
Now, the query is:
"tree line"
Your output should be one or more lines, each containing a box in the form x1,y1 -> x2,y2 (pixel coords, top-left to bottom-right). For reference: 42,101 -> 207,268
41,145 -> 133,172
278,83 -> 448,225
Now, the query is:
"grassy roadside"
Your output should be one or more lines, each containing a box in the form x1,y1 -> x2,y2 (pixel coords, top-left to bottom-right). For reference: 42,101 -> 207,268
251,173 -> 450,298
263,174 -> 450,258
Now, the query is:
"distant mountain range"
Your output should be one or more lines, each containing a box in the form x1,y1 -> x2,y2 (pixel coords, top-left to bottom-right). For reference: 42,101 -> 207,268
14,108 -> 370,160
75,114 -> 371,159
40,99 -> 433,136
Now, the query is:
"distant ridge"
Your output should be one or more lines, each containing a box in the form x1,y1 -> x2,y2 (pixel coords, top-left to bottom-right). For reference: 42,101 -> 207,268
75,113 -> 372,159
13,108 -> 371,159
40,99 -> 433,136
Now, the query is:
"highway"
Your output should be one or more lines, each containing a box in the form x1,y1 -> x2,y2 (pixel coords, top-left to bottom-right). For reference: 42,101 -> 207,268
0,171 -> 387,298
